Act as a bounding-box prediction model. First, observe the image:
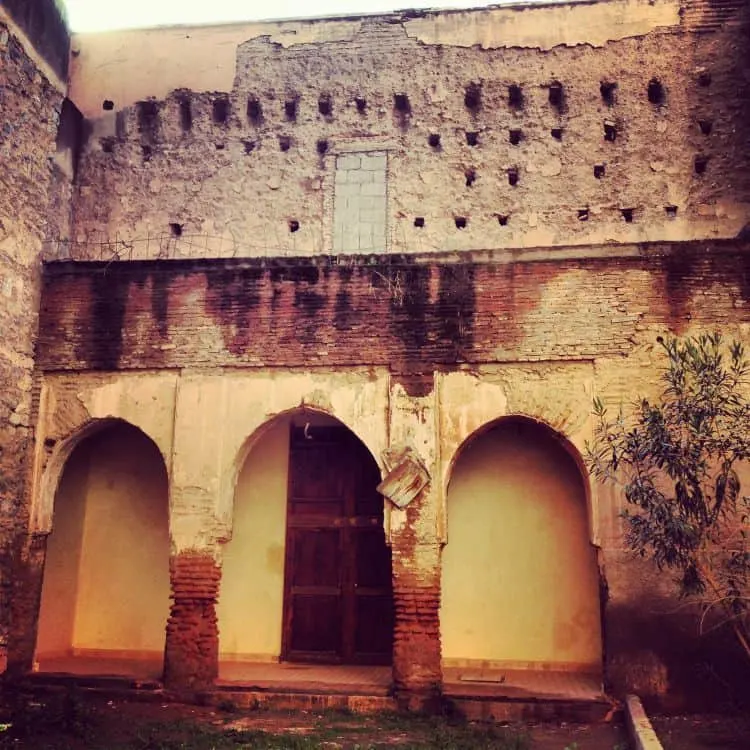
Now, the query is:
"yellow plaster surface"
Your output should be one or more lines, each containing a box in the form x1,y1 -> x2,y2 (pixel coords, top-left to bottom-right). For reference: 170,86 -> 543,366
37,423 -> 171,658
440,419 -> 602,670
218,417 -> 289,659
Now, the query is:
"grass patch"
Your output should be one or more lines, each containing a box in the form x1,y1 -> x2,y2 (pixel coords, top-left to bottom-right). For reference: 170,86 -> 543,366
0,696 -> 531,750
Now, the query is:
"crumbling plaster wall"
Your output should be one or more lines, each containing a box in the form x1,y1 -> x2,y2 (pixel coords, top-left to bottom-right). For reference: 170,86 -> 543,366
28,241 -> 750,698
0,0 -> 70,660
27,340 -> 719,694
63,1 -> 750,261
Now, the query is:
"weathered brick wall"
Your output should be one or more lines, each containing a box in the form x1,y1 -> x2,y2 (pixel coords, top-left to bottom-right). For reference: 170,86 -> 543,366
64,4 -> 750,261
36,243 -> 750,375
0,1 -> 70,657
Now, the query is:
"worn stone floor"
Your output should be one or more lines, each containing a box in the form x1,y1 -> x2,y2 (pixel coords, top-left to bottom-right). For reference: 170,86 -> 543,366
36,655 -> 603,702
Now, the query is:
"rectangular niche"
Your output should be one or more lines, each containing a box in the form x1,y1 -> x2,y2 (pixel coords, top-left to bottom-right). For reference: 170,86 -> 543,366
333,151 -> 387,254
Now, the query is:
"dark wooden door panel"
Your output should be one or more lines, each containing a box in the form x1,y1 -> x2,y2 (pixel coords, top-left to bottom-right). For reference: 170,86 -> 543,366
282,423 -> 393,664
289,595 -> 341,655
289,529 -> 341,587
354,528 -> 392,589
354,595 -> 394,661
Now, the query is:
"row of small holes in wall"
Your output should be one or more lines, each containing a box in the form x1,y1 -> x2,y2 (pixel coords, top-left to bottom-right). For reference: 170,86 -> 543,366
107,126 -> 713,173
120,73 -> 709,132
411,205 -> 679,230
168,205 -> 680,237
169,220 -> 302,237
459,158 -> 710,187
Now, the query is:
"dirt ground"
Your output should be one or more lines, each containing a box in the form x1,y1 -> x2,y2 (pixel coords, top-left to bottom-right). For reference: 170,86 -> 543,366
0,691 -> 629,749
650,714 -> 750,750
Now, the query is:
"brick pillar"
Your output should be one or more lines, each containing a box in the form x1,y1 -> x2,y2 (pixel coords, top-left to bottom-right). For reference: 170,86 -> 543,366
5,532 -> 47,678
163,550 -> 220,693
391,534 -> 442,711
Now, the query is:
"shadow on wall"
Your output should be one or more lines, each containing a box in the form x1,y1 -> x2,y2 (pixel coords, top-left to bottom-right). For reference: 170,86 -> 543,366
36,422 -> 170,664
441,417 -> 602,672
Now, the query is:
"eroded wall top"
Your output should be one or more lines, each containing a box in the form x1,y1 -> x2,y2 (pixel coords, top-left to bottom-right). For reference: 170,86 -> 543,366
62,0 -> 750,261
68,1 -> 682,116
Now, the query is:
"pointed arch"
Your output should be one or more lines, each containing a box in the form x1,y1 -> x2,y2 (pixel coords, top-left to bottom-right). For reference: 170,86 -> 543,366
36,419 -> 170,674
218,405 -> 385,541
218,407 -> 393,665
32,417 -> 169,535
440,414 -> 603,673
443,413 -> 596,546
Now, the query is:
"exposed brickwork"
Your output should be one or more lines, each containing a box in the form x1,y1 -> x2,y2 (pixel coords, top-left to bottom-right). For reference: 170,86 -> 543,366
391,550 -> 442,707
36,244 -> 750,373
0,15 -> 70,659
4,533 -> 46,676
0,0 -> 70,80
164,552 -> 220,692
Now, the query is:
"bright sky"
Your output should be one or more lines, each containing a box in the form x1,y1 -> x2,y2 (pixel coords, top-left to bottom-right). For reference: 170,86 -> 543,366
61,1 -> 510,32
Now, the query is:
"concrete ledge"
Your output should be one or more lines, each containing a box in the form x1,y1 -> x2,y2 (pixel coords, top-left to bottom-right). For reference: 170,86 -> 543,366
625,694 -> 664,750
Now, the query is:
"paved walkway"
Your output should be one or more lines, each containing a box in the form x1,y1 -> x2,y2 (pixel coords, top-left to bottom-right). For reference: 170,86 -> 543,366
35,656 -> 603,702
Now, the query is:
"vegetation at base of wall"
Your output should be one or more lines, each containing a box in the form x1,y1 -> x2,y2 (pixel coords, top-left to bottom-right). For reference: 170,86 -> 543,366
0,692 -> 537,750
586,332 -> 750,662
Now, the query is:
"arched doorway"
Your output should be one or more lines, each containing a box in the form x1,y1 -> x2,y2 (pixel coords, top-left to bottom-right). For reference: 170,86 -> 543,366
218,410 -> 393,666
36,421 -> 170,675
441,417 -> 602,673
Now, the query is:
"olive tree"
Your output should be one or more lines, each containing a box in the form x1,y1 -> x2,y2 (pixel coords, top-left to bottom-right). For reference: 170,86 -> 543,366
586,333 -> 750,660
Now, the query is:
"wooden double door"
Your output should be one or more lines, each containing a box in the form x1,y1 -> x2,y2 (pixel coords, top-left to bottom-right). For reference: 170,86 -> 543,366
282,425 -> 394,664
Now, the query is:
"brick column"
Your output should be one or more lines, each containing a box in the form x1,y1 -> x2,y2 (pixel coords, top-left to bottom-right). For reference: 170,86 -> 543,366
390,527 -> 442,710
5,532 -> 47,678
163,550 -> 220,693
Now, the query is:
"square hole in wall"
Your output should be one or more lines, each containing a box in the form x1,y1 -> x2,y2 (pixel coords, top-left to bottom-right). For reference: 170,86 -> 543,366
600,81 -> 617,105
508,84 -> 523,109
548,81 -> 564,109
178,96 -> 193,132
394,93 -> 411,114
647,79 -> 665,105
464,82 -> 482,111
247,97 -> 263,123
212,97 -> 230,124
318,94 -> 332,117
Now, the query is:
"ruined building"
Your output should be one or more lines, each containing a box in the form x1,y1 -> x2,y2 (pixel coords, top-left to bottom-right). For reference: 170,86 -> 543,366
1,0 -> 749,711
